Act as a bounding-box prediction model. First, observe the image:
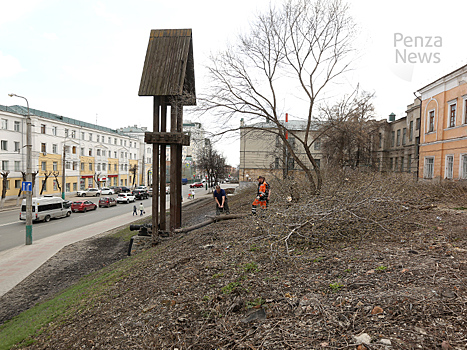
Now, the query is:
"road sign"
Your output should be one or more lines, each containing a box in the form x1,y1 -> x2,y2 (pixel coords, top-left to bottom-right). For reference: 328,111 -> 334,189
22,181 -> 32,192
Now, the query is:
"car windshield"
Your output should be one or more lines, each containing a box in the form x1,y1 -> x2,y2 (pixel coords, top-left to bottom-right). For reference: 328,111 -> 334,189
118,194 -> 126,197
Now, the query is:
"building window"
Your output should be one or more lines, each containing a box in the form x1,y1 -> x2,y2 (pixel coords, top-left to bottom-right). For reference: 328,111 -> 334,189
41,124 -> 46,134
14,121 -> 20,132
1,119 -> 8,129
1,160 -> 9,171
71,130 -> 76,139
396,130 -> 401,146
52,126 -> 57,136
449,103 -> 456,128
108,137 -> 111,143
114,138 -> 117,145
97,135 -> 100,142
409,121 -> 413,141
65,128 -> 69,137
1,140 -> 8,151
53,162 -> 58,171
97,163 -> 101,171
400,157 -> 405,172
81,132 -> 85,140
114,151 -> 117,158
97,149 -> 101,156
14,161 -> 20,172
394,157 -> 398,171
41,143 -> 46,153
66,161 -> 71,170
15,179 -> 21,189
53,180 -> 58,191
402,128 -> 407,145
41,161 -> 47,171
66,183 -> 70,192
114,164 -> 117,171
416,117 -> 420,130
462,155 -> 467,179
428,110 -> 435,132
73,162 -> 78,170
81,148 -> 84,156
424,157 -> 434,179
89,133 -> 93,141
88,178 -> 93,187
89,148 -> 92,156
53,144 -> 58,154
14,141 -> 20,152
81,162 -> 84,171
314,139 -> 321,150
64,146 -> 70,154
102,163 -> 106,171
73,182 -> 77,191
89,163 -> 93,171
391,131 -> 395,147
407,154 -> 412,173
72,146 -> 77,154
102,150 -> 106,157
445,155 -> 454,179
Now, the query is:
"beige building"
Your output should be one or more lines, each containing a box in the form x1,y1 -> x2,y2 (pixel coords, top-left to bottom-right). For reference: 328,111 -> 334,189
239,119 -> 323,181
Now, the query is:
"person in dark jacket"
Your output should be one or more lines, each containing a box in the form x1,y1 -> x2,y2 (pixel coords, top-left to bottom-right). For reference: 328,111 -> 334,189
214,185 -> 230,215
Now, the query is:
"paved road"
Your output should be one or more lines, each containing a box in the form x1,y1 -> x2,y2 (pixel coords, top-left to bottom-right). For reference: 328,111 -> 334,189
0,184 -> 212,253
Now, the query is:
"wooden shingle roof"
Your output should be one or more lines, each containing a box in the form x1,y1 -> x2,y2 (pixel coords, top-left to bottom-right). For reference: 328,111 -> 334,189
138,29 -> 196,105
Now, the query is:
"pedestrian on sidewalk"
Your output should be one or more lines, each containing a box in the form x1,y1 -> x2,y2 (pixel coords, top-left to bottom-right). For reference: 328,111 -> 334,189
139,203 -> 144,216
190,189 -> 195,199
133,204 -> 137,216
214,185 -> 230,215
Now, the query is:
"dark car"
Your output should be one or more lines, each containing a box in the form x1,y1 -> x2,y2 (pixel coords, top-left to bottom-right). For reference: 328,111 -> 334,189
132,189 -> 149,200
120,186 -> 131,193
71,200 -> 97,213
190,182 -> 204,188
98,197 -> 117,208
109,186 -> 122,194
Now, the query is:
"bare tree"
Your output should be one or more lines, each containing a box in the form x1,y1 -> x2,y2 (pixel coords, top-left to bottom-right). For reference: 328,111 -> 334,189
52,171 -> 62,193
197,147 -> 227,189
40,171 -> 53,195
1,171 -> 9,208
93,172 -> 101,188
200,0 -> 356,194
130,165 -> 138,188
320,91 -> 380,168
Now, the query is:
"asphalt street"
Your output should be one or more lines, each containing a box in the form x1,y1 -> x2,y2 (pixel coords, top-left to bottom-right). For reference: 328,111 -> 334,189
0,184 -> 209,252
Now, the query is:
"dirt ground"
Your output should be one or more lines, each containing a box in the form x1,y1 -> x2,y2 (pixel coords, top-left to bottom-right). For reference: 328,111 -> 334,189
1,184 -> 467,349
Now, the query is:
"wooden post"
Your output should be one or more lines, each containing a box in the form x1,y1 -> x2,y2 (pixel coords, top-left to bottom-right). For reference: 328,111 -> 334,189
170,99 -> 178,231
160,97 -> 167,231
176,101 -> 183,226
152,96 -> 160,242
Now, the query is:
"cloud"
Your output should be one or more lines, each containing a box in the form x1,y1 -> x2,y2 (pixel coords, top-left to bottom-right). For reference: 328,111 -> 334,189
93,2 -> 121,25
0,0 -> 45,26
0,51 -> 25,78
42,32 -> 58,41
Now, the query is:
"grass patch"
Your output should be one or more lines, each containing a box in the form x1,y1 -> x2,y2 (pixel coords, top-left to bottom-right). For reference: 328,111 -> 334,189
0,227 -> 154,350
221,282 -> 241,294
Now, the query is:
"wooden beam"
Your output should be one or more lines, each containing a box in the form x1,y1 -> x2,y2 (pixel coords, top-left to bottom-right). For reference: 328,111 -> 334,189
152,96 -> 160,244
160,97 -> 167,231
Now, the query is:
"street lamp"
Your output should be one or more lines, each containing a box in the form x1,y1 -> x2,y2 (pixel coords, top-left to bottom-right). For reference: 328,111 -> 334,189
8,93 -> 33,245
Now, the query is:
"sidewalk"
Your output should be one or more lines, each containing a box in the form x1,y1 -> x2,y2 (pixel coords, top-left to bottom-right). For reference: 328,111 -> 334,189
0,189 -> 219,297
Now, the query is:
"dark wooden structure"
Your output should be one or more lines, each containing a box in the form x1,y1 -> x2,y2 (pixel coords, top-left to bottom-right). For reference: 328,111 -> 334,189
139,29 -> 196,238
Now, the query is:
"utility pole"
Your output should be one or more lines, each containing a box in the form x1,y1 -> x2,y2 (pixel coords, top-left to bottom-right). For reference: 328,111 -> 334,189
9,94 -> 33,245
62,142 -> 66,199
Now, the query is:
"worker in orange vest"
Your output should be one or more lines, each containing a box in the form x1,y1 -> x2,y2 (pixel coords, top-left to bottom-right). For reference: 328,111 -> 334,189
252,176 -> 270,215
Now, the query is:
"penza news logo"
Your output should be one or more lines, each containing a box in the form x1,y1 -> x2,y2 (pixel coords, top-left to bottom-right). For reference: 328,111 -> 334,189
394,33 -> 442,64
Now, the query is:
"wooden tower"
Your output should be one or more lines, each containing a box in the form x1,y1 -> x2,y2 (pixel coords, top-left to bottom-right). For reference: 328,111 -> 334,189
138,29 -> 196,239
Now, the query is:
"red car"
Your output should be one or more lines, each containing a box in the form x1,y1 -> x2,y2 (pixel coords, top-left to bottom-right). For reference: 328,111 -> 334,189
190,182 -> 203,188
71,200 -> 97,213
98,197 -> 117,208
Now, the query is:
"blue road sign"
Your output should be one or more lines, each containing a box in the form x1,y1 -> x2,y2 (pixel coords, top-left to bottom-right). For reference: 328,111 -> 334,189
22,181 -> 32,192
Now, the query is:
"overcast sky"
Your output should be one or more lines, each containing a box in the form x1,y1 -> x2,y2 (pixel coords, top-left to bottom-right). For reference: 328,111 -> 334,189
1,0 -> 466,166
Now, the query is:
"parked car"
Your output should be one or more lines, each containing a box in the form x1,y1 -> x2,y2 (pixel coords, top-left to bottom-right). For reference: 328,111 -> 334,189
116,193 -> 135,203
76,188 -> 101,197
100,187 -> 115,195
135,185 -> 147,191
166,186 -> 170,194
132,189 -> 149,200
120,186 -> 131,193
109,186 -> 122,194
71,200 -> 97,212
98,197 -> 117,208
190,182 -> 204,188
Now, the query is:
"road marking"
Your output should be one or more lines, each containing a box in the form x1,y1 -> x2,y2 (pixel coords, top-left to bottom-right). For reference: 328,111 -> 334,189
0,221 -> 19,228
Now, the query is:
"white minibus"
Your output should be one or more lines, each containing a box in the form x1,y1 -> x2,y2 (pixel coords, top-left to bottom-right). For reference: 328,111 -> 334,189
20,196 -> 72,222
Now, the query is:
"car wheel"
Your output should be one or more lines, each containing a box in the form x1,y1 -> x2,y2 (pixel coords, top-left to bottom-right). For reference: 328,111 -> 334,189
84,207 -> 87,212
44,215 -> 51,222
66,211 -> 71,217
127,200 -> 129,203
94,205 -> 97,210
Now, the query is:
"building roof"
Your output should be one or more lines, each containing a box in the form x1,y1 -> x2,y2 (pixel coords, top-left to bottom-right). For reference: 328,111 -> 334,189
417,63 -> 467,93
138,29 -> 196,105
0,104 -> 127,136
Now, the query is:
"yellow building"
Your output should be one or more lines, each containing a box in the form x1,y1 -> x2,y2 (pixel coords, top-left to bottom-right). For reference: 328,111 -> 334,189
418,64 -> 467,180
